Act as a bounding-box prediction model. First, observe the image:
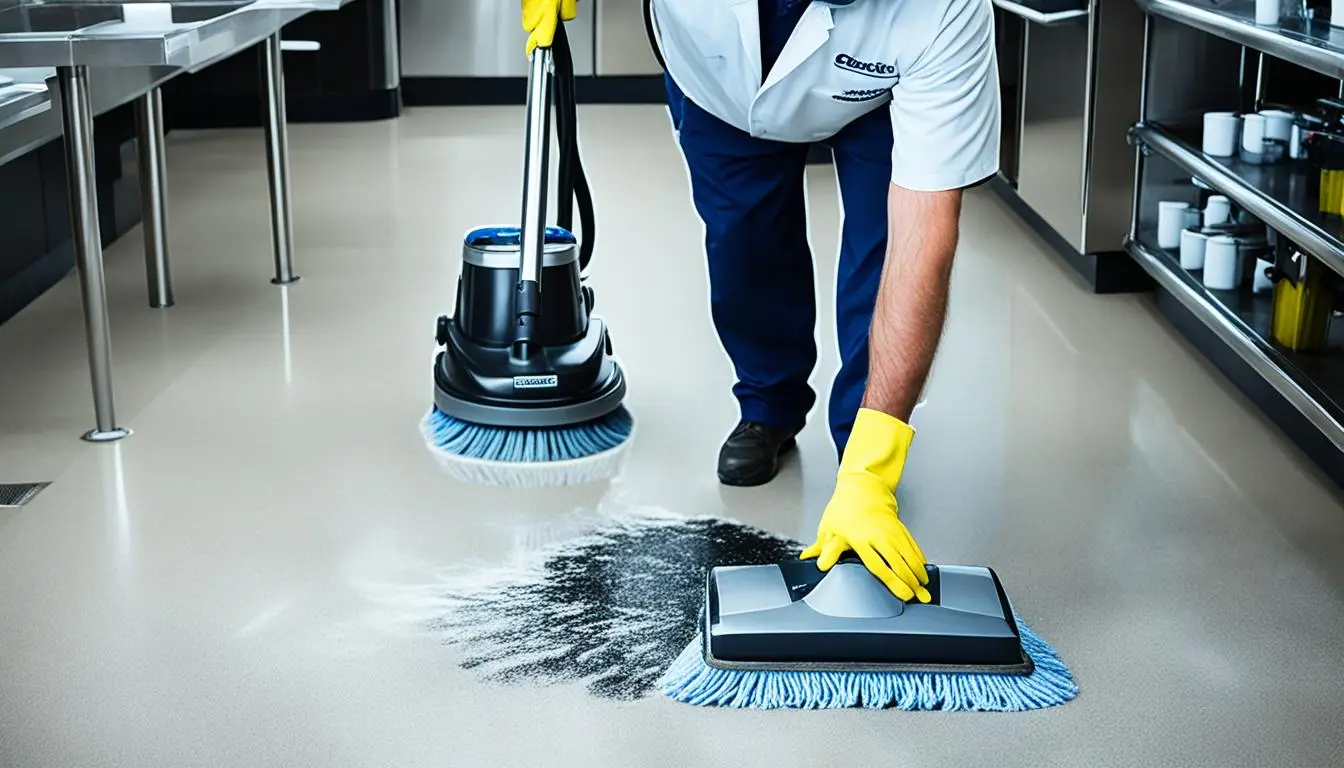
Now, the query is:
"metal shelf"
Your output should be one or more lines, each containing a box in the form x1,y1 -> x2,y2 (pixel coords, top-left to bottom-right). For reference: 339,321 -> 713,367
1131,121 -> 1344,280
1125,235 -> 1344,453
1135,0 -> 1344,79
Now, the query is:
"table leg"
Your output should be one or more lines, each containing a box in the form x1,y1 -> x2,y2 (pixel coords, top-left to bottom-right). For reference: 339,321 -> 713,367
58,66 -> 131,443
135,87 -> 173,309
261,32 -> 298,285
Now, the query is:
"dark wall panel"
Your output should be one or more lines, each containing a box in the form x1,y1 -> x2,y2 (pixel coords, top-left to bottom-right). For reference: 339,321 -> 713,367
0,104 -> 138,325
162,0 -> 401,128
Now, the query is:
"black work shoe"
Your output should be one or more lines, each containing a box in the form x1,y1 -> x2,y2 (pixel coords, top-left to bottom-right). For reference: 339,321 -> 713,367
717,421 -> 798,487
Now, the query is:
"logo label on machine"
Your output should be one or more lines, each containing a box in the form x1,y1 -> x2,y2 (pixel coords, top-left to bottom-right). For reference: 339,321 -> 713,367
513,375 -> 559,389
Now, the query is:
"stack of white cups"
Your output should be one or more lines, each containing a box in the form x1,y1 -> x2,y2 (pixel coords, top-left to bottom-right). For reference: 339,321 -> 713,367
1158,201 -> 1200,249
1174,195 -> 1230,270
1161,192 -> 1275,293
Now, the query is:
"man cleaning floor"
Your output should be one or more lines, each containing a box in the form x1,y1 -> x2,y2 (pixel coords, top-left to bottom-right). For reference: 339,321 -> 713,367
524,0 -> 1000,603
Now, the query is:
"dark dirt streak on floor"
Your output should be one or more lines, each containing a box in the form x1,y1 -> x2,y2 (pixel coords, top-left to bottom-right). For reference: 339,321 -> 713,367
426,516 -> 801,700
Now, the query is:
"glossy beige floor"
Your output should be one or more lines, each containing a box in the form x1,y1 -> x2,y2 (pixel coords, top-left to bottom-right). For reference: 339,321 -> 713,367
2,105 -> 1344,767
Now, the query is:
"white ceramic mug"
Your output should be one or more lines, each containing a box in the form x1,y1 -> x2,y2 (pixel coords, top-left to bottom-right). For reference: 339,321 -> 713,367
1203,235 -> 1243,290
1253,257 -> 1275,293
1180,228 -> 1209,270
1259,109 -> 1295,141
1159,201 -> 1196,249
1203,112 -> 1241,157
1242,113 -> 1268,155
1204,195 -> 1232,226
1256,0 -> 1281,25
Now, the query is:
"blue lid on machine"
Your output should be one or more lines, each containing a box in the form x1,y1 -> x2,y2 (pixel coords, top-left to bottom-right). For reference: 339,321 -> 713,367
465,226 -> 577,247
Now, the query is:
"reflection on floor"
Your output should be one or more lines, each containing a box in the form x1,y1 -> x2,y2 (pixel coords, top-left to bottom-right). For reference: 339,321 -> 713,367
0,105 -> 1343,766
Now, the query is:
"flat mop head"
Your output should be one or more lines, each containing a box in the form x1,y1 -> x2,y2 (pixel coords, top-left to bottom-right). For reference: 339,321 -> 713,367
658,559 -> 1078,710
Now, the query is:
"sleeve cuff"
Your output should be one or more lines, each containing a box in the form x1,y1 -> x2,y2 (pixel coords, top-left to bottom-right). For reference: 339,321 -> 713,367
890,164 -> 998,193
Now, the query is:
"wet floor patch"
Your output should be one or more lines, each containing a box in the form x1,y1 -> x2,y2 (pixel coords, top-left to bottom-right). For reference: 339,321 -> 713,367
421,509 -> 799,700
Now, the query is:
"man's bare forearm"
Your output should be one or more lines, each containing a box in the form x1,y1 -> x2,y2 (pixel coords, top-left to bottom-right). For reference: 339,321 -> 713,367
860,183 -> 964,423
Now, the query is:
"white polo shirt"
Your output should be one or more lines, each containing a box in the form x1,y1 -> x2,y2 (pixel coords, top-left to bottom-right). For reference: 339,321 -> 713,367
649,0 -> 1001,192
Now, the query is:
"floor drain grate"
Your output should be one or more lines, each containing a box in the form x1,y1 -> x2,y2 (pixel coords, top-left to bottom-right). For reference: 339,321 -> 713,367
0,482 -> 50,507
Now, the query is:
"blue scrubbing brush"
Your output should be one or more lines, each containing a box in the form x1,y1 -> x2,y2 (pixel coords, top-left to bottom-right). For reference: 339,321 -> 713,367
420,405 -> 635,488
658,613 -> 1077,711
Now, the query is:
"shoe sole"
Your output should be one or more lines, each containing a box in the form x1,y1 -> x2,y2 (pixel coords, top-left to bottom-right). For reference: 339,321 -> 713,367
717,437 -> 797,487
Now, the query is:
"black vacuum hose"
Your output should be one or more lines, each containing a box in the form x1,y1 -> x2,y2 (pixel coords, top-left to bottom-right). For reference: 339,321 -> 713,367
642,0 -> 667,72
551,23 -> 597,273
556,34 -> 575,232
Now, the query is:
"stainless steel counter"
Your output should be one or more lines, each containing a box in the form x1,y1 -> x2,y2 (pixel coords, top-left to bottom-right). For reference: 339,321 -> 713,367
0,65 -> 183,165
0,0 -> 361,443
0,76 -> 49,132
0,1 -> 305,69
991,0 -> 1149,291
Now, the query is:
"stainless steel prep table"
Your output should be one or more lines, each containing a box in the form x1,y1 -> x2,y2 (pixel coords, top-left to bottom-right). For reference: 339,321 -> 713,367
0,72 -> 50,136
0,65 -> 189,162
0,0 -> 325,442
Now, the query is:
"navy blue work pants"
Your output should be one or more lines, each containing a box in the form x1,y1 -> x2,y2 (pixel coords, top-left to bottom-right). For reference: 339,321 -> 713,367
666,76 -> 892,457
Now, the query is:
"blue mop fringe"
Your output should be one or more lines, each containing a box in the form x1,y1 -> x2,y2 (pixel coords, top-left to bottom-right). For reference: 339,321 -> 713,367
421,405 -> 634,463
658,614 -> 1077,711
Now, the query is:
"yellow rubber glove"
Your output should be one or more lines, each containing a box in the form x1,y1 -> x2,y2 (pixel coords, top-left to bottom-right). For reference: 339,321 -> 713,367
800,408 -> 932,603
523,0 -> 578,57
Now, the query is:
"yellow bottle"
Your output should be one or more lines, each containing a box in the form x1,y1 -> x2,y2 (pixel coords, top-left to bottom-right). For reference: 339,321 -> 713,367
1271,251 -> 1335,353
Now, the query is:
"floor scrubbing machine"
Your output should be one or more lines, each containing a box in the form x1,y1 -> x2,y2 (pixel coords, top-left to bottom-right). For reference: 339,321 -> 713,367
422,24 -> 632,488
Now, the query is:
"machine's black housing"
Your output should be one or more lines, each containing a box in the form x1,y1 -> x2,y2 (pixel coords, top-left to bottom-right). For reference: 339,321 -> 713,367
432,226 -> 626,428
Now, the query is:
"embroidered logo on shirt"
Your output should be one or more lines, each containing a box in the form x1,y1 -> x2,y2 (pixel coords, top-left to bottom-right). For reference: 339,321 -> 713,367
832,87 -> 889,103
834,53 -> 901,81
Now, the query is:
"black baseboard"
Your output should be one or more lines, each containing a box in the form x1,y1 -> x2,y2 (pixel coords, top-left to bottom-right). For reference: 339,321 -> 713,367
166,87 -> 401,130
989,175 -> 1150,294
404,75 -> 833,166
402,75 -> 667,106
1152,285 -> 1344,490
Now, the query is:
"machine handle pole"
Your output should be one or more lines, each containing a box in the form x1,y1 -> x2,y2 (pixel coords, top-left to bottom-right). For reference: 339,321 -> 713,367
520,46 -> 553,287
513,45 -> 554,358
